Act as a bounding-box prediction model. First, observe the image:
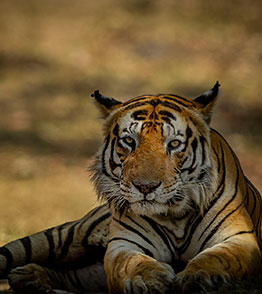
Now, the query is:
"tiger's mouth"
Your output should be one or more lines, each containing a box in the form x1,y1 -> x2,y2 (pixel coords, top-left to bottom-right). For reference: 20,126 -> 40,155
117,180 -> 189,215
127,200 -> 170,215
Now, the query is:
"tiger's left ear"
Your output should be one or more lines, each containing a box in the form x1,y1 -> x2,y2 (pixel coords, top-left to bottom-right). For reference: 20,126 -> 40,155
193,81 -> 220,124
91,90 -> 122,118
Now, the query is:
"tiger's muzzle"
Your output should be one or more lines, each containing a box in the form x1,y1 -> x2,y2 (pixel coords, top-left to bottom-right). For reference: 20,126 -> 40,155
132,180 -> 162,198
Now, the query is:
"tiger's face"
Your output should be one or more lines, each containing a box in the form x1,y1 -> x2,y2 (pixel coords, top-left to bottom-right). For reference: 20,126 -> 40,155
91,84 -> 219,217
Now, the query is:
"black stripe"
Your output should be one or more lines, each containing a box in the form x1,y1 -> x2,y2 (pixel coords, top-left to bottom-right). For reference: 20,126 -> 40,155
177,144 -> 226,254
112,124 -> 119,136
20,236 -> 32,264
200,142 -> 226,218
160,101 -> 182,112
212,146 -> 221,174
123,96 -> 151,105
44,229 -> 56,265
256,214 -> 262,240
109,137 -> 121,173
161,220 -> 189,243
142,121 -> 152,131
199,202 -> 243,252
108,237 -> 154,257
163,94 -> 195,103
186,126 -> 193,139
191,138 -> 198,153
149,109 -> 158,120
188,138 -> 198,174
222,229 -> 254,242
249,186 -> 257,218
161,226 -> 180,251
112,217 -> 155,248
245,185 -> 250,207
123,99 -> 183,113
141,216 -> 175,260
197,185 -> 226,242
57,225 -> 64,248
101,135 -> 111,177
199,136 -> 206,165
122,93 -> 192,107
128,121 -> 138,133
176,214 -> 203,255
162,96 -> 192,108
59,222 -> 79,260
57,221 -> 74,248
0,247 -> 13,277
198,152 -> 239,241
82,213 -> 111,248
197,169 -> 207,181
254,189 -> 262,235
180,126 -> 192,152
110,138 -> 116,162
87,204 -> 107,219
211,143 -> 226,201
126,216 -> 149,233
131,110 -> 148,120
158,110 -> 176,120
124,101 -> 151,111
161,117 -> 173,126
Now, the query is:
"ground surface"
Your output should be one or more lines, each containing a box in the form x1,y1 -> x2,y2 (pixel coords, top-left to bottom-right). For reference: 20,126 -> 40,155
1,278 -> 262,294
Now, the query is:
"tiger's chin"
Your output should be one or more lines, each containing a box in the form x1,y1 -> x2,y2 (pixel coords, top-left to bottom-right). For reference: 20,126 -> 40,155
127,201 -> 170,216
124,198 -> 197,218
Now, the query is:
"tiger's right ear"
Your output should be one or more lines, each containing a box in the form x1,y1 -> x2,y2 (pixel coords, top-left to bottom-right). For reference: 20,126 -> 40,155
91,90 -> 122,118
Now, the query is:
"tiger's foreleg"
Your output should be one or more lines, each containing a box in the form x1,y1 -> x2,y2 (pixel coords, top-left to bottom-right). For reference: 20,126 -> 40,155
104,244 -> 175,294
175,234 -> 261,292
105,249 -> 175,294
8,262 -> 107,294
0,204 -> 111,278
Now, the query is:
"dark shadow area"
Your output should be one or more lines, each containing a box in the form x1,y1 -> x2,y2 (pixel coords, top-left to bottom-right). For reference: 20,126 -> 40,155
0,130 -> 100,158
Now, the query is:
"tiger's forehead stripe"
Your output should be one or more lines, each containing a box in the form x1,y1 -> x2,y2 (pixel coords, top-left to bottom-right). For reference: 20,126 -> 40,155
130,109 -> 176,120
123,94 -> 194,106
162,96 -> 195,107
158,111 -> 175,120
122,93 -> 195,108
121,98 -> 184,114
131,110 -> 148,120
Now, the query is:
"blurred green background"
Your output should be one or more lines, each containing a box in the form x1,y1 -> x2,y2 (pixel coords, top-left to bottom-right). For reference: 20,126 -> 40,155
0,0 -> 261,244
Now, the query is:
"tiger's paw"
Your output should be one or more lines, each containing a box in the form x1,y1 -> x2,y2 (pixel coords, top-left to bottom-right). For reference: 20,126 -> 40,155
123,261 -> 175,294
174,269 -> 230,292
8,263 -> 54,293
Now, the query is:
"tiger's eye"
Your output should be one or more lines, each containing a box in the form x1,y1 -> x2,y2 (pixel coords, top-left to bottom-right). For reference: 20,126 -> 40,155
168,139 -> 181,149
123,137 -> 134,145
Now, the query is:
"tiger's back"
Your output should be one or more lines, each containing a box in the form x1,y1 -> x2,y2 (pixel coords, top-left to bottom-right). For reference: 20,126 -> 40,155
210,129 -> 262,249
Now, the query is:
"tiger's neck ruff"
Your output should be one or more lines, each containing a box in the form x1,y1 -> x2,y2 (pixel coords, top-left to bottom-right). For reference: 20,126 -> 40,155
91,83 -> 220,218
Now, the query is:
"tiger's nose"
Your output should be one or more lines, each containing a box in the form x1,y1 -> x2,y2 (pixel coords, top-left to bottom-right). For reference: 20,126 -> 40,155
132,180 -> 162,195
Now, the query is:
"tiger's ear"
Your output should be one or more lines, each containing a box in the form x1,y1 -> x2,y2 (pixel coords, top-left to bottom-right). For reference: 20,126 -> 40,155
91,90 -> 122,118
193,81 -> 220,124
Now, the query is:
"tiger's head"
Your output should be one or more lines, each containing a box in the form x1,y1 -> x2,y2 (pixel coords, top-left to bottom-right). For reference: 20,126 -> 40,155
90,83 -> 220,217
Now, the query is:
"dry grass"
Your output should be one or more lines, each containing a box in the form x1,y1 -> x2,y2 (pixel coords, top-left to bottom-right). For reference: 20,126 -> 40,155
0,155 -> 98,244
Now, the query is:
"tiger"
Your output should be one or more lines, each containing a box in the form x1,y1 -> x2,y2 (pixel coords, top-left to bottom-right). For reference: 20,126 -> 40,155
0,82 -> 261,294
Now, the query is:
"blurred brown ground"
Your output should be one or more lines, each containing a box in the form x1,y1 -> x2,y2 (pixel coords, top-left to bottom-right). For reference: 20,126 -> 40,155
0,0 -> 261,246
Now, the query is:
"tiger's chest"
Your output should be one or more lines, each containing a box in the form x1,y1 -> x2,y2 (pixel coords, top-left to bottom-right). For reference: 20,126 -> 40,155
110,213 -> 206,264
